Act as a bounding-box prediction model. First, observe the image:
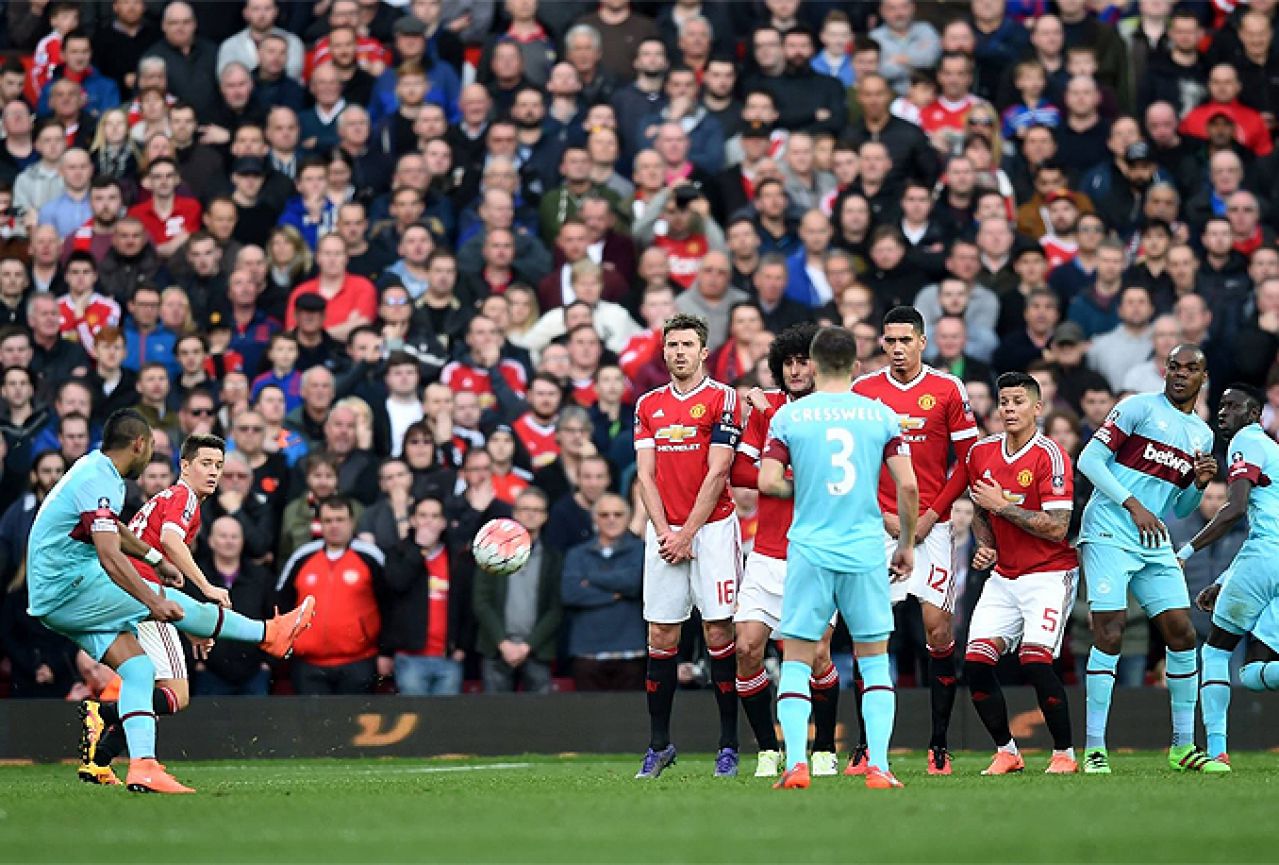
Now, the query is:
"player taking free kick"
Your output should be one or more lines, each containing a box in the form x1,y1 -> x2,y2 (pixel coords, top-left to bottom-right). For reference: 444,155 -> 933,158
759,326 -> 918,791
26,409 -> 315,794
964,372 -> 1080,775
1075,345 -> 1226,774
633,311 -> 744,779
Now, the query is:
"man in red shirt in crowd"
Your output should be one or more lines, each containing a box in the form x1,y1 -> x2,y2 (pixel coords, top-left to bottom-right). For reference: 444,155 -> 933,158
57,251 -> 119,358
285,232 -> 377,342
127,157 -> 202,260
633,312 -> 743,779
514,372 -> 563,470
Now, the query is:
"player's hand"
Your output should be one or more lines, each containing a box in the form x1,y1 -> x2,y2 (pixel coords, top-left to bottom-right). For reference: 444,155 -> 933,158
202,585 -> 232,608
1125,500 -> 1168,547
1193,451 -> 1217,489
745,387 -> 770,414
1195,583 -> 1221,613
157,560 -> 184,587
889,544 -> 914,582
883,512 -> 901,540
149,598 -> 185,623
377,655 -> 395,678
914,508 -> 939,544
972,546 -> 997,570
969,478 -> 1008,513
188,636 -> 215,660
659,529 -> 695,563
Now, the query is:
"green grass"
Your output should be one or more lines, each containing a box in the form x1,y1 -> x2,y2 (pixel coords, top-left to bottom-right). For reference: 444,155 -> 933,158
0,752 -> 1275,863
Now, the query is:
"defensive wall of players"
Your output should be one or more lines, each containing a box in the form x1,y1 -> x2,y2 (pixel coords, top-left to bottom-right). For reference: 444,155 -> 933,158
3,690 -> 1277,762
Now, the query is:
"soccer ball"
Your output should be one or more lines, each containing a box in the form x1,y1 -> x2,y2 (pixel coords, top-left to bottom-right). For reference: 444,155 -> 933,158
471,518 -> 533,576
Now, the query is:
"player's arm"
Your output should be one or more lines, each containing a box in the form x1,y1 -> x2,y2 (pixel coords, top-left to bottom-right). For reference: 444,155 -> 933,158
886,452 -> 919,579
1077,434 -> 1167,545
91,523 -> 182,622
1173,450 -> 1216,518
160,526 -> 231,607
1183,476 -> 1253,562
970,506 -> 997,570
116,517 -> 184,586
669,444 -> 733,544
924,433 -> 977,536
991,502 -> 1070,542
758,457 -> 792,499
634,447 -> 671,536
730,450 -> 760,489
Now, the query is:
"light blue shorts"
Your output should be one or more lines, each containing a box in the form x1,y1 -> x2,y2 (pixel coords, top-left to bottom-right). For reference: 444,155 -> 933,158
780,548 -> 892,644
38,568 -> 150,661
1081,542 -> 1189,618
1212,552 -> 1279,640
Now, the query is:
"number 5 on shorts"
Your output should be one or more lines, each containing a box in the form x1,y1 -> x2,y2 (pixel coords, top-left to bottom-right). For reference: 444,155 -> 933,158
1042,608 -> 1059,632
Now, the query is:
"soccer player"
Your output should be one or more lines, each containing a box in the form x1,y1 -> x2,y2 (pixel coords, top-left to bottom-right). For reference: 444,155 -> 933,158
78,434 -> 234,784
1184,385 -> 1279,766
731,323 -> 842,778
26,409 -> 316,794
633,313 -> 744,779
964,372 -> 1080,775
851,306 -> 978,775
760,325 -> 918,790
1076,344 -> 1227,774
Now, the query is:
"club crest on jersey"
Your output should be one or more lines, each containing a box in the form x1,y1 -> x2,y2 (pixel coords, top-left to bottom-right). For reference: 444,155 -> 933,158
343,570 -> 361,585
689,403 -> 707,419
917,393 -> 936,411
655,424 -> 697,444
1232,451 -> 1244,465
1017,469 -> 1033,487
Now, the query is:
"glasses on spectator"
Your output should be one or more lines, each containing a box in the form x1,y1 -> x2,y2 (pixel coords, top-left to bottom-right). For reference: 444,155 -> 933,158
1078,224 -> 1105,233
514,504 -> 547,513
236,425 -> 264,433
596,511 -> 626,518
969,117 -> 995,126
382,296 -> 410,306
190,407 -> 216,416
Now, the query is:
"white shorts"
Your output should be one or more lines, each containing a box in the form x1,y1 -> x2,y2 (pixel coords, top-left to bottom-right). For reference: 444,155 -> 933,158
967,568 -> 1079,657
735,552 -> 786,632
136,619 -> 188,681
644,516 -> 742,623
883,521 -> 957,613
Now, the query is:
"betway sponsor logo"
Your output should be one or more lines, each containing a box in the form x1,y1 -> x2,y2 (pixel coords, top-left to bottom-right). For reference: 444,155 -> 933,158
1142,442 -> 1191,476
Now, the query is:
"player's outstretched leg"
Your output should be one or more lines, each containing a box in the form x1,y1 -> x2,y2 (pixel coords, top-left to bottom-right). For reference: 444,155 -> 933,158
774,659 -> 813,789
965,639 -> 1024,775
163,592 -> 315,658
706,631 -> 740,777
858,651 -> 902,789
1084,645 -> 1119,774
843,661 -> 870,775
1019,646 -> 1076,773
925,633 -> 958,775
108,653 -> 193,795
1200,643 -> 1234,762
808,656 -> 840,776
637,642 -> 679,779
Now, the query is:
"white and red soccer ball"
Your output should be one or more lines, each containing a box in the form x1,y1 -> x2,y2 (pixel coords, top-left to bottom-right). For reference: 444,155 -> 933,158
471,518 -> 532,576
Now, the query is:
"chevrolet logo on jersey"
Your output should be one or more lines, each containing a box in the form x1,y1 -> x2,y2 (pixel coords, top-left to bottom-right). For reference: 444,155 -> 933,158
1002,491 -> 1026,505
656,424 -> 697,444
897,414 -> 926,431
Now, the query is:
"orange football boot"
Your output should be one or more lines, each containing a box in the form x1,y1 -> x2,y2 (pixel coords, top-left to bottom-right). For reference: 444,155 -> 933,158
259,597 -> 316,658
126,758 -> 195,794
982,751 -> 1026,775
773,763 -> 811,790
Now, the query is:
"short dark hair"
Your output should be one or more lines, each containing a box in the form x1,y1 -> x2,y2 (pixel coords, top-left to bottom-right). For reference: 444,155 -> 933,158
65,250 -> 97,271
883,305 -> 925,335
90,175 -> 121,193
101,408 -> 150,451
808,326 -> 858,377
181,433 -> 226,462
768,322 -> 819,390
996,371 -> 1041,401
303,451 -> 339,476
317,494 -> 354,518
662,312 -> 709,349
1224,382 -> 1265,412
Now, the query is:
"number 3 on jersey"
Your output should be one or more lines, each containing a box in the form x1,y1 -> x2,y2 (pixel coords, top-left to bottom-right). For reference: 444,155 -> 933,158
826,428 -> 856,496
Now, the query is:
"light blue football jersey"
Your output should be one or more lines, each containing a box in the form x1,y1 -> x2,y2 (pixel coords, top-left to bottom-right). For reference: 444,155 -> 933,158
26,450 -> 127,616
766,391 -> 907,571
1226,423 -> 1279,555
1080,392 -> 1214,549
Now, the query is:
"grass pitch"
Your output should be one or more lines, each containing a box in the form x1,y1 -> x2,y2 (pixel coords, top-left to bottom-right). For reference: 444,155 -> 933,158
0,751 -> 1274,863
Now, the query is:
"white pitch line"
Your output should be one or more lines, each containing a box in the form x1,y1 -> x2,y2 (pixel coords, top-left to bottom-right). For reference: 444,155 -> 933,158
193,761 -> 533,775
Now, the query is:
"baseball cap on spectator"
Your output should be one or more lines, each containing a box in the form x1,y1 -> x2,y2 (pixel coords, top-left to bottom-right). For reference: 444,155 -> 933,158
742,120 -> 775,139
1123,142 -> 1153,164
1044,189 -> 1075,205
1051,322 -> 1086,347
232,156 -> 266,176
393,16 -> 427,37
296,293 -> 327,313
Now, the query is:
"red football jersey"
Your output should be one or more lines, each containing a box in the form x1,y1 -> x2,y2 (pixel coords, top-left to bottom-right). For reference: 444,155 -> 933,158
619,328 -> 661,380
59,292 -> 121,357
919,95 -> 977,136
128,197 -> 203,246
634,375 -> 742,526
440,359 -> 528,411
852,366 -> 978,519
1040,236 -> 1078,273
126,480 -> 202,585
513,413 -> 560,469
736,390 -> 795,559
652,233 -> 709,289
966,433 -> 1078,578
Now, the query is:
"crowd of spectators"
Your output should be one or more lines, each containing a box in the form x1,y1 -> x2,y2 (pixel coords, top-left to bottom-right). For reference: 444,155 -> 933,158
0,0 -> 1272,699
